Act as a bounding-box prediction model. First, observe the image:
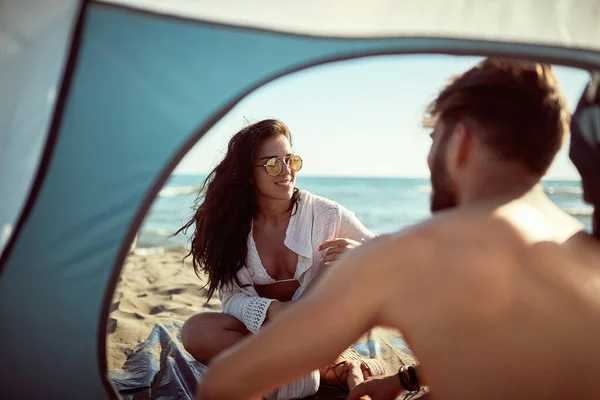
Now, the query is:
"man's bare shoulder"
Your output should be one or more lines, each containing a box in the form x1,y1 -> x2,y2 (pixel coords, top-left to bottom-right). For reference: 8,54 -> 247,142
357,210 -> 529,319
321,227 -> 438,307
330,215 -> 486,306
565,231 -> 600,263
353,208 -> 520,278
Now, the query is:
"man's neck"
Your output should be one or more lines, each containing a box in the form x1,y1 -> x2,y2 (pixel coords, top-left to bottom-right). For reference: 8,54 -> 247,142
459,164 -> 542,206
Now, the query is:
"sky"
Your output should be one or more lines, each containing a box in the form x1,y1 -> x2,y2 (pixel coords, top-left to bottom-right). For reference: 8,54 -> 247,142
175,54 -> 590,179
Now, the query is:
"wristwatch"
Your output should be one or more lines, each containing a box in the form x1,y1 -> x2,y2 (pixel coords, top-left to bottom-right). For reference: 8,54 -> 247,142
397,363 -> 420,393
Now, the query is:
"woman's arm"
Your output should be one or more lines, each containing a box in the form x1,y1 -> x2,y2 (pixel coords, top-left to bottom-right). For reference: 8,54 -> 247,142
265,300 -> 294,321
219,284 -> 276,334
316,204 -> 377,267
336,204 -> 377,242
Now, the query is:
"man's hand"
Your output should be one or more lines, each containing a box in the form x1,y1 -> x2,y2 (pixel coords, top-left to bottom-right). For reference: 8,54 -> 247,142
347,374 -> 403,400
318,238 -> 361,266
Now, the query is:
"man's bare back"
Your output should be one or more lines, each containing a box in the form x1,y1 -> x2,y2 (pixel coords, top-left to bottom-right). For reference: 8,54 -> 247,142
377,190 -> 600,399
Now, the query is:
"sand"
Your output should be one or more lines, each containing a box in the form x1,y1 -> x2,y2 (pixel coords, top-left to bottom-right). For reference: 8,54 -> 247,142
107,247 -> 220,372
107,247 -> 420,398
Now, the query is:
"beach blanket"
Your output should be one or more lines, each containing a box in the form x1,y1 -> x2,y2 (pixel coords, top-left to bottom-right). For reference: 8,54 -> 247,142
109,323 -> 424,400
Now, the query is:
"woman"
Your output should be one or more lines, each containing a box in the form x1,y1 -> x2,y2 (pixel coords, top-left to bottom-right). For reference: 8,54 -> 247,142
176,119 -> 384,399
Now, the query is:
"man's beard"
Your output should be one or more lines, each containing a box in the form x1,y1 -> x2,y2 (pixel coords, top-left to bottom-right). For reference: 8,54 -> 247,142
430,155 -> 458,213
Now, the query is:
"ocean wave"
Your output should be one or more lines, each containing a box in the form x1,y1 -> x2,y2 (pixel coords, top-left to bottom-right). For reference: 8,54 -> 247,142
143,228 -> 175,238
564,207 -> 594,217
544,186 -> 583,195
133,247 -> 166,256
415,185 -> 582,196
159,186 -> 198,198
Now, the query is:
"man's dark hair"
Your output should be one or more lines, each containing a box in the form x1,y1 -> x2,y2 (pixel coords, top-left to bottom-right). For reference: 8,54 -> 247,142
425,58 -> 570,175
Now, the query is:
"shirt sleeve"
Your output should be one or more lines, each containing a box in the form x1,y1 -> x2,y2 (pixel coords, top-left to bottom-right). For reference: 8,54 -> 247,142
219,283 -> 275,334
336,204 -> 377,241
265,369 -> 320,400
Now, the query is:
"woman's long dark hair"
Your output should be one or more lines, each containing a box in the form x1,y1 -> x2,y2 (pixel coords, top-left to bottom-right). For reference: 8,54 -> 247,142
175,119 -> 300,301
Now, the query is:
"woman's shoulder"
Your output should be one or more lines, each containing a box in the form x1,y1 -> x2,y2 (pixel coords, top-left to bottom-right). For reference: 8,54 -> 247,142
298,189 -> 341,213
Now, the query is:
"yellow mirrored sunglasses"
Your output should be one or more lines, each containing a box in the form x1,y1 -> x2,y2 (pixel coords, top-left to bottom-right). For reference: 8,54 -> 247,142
253,155 -> 303,176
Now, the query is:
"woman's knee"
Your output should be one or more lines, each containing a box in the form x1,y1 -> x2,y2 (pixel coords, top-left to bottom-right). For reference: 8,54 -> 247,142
181,313 -> 218,348
181,312 -> 247,362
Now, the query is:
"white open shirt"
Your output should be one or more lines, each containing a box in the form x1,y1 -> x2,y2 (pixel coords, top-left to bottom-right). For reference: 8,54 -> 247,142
219,189 -> 375,333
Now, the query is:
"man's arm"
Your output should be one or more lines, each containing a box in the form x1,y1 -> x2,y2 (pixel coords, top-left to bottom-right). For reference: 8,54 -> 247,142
197,233 -> 423,400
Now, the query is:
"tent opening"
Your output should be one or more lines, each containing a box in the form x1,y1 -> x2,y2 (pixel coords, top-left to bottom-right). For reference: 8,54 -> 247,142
106,54 -> 593,399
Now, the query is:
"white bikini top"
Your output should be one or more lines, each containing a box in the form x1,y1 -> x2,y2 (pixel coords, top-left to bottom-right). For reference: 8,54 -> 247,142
246,224 -> 300,285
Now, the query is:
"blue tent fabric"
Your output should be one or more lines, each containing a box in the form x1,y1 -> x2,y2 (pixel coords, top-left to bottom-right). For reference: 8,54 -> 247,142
0,1 -> 599,399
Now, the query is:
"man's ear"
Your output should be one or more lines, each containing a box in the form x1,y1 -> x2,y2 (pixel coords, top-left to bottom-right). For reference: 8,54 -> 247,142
455,122 -> 472,167
446,121 -> 472,177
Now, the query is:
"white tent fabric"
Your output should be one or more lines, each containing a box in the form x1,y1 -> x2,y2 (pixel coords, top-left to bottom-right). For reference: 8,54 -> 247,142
0,0 -> 79,254
101,0 -> 600,49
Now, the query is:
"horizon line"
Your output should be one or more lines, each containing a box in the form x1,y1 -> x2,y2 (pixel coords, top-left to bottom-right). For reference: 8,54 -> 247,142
171,172 -> 581,182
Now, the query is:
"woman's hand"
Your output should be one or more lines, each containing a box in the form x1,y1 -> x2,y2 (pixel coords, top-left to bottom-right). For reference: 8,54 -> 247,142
318,238 -> 362,266
304,237 -> 365,295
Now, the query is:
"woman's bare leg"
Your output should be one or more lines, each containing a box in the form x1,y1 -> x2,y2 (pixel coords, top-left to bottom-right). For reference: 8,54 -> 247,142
183,313 -> 368,397
181,312 -> 249,364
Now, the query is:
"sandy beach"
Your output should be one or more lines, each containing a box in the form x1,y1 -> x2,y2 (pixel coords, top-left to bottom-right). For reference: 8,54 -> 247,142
107,248 -> 220,373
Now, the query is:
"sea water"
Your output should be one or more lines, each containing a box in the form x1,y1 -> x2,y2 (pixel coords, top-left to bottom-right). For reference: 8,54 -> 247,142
137,175 -> 593,250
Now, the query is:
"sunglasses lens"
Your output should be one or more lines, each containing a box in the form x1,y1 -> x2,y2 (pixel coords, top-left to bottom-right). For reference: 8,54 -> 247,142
289,155 -> 303,172
265,158 -> 282,176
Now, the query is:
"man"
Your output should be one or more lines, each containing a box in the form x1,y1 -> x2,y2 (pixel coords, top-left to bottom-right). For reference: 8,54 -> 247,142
196,58 -> 600,400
